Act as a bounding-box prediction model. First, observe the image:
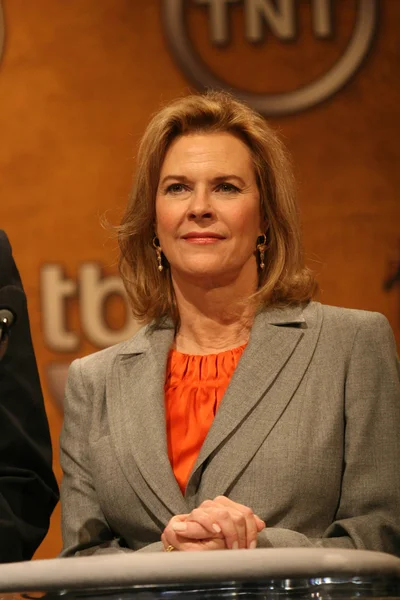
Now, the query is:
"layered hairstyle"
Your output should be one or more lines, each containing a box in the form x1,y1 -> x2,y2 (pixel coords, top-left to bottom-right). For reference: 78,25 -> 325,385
118,91 -> 316,325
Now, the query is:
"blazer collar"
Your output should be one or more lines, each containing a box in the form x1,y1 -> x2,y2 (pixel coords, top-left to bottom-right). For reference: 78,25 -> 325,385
106,321 -> 187,523
258,303 -> 306,325
107,302 -> 320,519
186,302 -> 323,505
117,302 -> 307,356
116,318 -> 175,355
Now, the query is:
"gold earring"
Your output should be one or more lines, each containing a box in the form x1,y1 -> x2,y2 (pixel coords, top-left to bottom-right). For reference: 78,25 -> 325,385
256,234 -> 267,270
152,236 -> 163,272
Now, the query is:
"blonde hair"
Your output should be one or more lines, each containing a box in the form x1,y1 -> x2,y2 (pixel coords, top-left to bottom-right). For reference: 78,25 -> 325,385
118,91 -> 316,325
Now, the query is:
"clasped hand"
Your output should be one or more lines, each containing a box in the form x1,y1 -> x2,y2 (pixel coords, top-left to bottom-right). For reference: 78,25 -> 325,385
161,496 -> 265,551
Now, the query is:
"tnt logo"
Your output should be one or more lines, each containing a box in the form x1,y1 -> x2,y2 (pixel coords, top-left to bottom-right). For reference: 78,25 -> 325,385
195,0 -> 334,44
162,0 -> 378,116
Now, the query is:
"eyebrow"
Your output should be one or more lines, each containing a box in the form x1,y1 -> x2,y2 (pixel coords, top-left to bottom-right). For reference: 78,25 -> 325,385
159,174 -> 246,186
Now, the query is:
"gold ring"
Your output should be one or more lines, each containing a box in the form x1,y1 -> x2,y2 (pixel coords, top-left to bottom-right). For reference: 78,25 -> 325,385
165,544 -> 176,552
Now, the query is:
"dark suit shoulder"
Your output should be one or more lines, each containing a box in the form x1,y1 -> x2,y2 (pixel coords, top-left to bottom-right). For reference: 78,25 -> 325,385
0,230 -> 10,247
0,230 -> 22,289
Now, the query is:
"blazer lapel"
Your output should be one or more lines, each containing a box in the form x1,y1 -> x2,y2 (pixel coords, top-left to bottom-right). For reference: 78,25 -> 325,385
106,323 -> 189,522
186,302 -> 323,504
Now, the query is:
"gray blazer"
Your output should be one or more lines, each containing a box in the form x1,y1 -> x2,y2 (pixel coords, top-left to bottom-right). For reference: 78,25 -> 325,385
60,302 -> 400,555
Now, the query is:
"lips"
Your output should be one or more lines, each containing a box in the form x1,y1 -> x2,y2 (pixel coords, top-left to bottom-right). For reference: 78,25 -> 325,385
181,232 -> 225,240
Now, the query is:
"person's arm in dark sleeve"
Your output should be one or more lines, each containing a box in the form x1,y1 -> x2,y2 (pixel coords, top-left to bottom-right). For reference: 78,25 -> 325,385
0,230 -> 59,562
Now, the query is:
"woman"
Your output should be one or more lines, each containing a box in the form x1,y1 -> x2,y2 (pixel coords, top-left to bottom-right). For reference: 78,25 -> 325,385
60,91 -> 400,556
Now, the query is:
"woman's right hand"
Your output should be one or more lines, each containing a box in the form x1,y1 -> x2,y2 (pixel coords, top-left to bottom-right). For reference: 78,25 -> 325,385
162,496 -> 265,551
162,513 -> 227,551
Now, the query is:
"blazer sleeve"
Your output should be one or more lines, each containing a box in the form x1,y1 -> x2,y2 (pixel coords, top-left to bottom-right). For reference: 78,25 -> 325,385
0,231 -> 59,562
60,359 -> 124,554
257,312 -> 400,553
60,359 -> 163,555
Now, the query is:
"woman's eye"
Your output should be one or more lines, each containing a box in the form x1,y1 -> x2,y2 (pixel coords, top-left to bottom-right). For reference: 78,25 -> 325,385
217,183 -> 240,193
166,183 -> 186,194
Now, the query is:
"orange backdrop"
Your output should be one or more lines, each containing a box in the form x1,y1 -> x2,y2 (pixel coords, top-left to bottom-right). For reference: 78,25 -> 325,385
0,0 -> 399,558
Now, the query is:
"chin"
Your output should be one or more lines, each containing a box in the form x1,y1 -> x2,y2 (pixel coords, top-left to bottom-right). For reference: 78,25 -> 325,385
172,262 -> 236,283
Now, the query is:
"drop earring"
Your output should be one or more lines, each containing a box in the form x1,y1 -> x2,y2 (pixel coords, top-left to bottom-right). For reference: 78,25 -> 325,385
152,236 -> 163,272
256,234 -> 267,270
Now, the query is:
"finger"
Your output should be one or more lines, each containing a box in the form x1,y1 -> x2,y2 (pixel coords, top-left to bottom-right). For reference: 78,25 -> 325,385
227,507 -> 248,549
185,507 -> 224,537
195,499 -> 245,549
163,526 -> 226,552
179,537 -> 228,552
172,516 -> 224,540
195,497 -> 262,549
213,496 -> 260,548
165,511 -> 223,541
255,515 -> 266,532
162,526 -> 185,551
162,514 -> 190,550
240,507 -> 258,549
161,532 -> 169,550
162,530 -> 177,551
202,505 -> 244,550
162,527 -> 177,549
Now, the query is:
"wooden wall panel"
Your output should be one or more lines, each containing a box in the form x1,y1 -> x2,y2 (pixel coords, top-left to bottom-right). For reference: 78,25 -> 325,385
0,0 -> 398,558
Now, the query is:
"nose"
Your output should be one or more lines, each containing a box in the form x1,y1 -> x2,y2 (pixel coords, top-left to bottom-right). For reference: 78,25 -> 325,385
186,187 -> 215,221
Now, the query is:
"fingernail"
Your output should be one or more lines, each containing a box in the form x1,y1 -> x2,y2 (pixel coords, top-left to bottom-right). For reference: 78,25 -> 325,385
250,540 -> 257,550
232,541 -> 239,550
256,514 -> 264,521
172,523 -> 187,532
212,524 -> 222,533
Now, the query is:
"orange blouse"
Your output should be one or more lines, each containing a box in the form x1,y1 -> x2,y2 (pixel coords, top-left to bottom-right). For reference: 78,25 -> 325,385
164,344 -> 247,494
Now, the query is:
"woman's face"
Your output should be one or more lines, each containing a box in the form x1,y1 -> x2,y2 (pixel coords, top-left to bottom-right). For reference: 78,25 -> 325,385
155,132 -> 263,284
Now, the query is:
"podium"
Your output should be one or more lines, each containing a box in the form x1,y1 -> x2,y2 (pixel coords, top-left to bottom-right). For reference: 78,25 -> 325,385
0,548 -> 399,600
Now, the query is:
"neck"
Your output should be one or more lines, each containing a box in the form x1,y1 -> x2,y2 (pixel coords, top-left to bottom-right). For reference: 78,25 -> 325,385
172,267 -> 258,355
